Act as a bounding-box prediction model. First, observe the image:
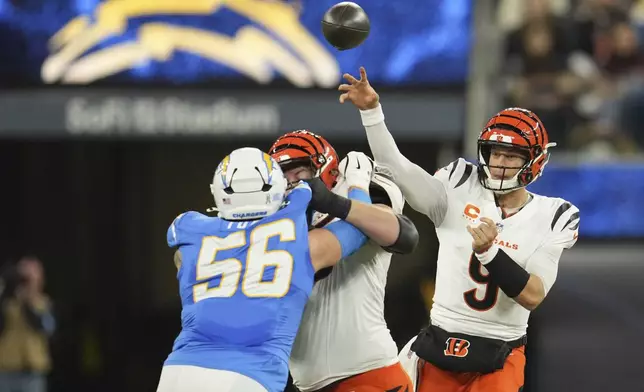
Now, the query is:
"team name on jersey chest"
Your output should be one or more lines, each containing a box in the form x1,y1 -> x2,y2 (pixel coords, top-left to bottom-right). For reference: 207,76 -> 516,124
493,238 -> 519,251
460,201 -> 541,263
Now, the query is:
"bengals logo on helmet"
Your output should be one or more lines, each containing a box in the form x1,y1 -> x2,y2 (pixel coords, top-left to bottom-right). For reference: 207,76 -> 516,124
444,337 -> 470,358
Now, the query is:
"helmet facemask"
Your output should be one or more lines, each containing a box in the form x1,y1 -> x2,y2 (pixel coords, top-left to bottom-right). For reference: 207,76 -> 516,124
478,141 -> 533,194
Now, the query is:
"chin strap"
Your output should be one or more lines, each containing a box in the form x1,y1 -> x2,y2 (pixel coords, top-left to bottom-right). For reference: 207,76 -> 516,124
491,186 -> 522,195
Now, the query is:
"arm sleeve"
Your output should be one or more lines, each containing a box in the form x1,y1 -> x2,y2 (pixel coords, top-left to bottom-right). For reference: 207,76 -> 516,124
323,187 -> 371,258
525,202 -> 580,294
347,187 -> 371,204
360,104 -> 449,225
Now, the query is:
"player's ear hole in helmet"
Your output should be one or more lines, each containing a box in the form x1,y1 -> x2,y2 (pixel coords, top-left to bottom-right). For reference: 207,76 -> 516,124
477,107 -> 557,194
269,130 -> 340,190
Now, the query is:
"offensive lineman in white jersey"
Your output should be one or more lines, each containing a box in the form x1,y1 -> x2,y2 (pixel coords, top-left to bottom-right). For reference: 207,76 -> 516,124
268,131 -> 418,392
338,67 -> 580,392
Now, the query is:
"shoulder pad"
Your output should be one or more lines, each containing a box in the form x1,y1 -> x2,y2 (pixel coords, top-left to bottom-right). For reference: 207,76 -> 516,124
373,164 -> 396,183
167,211 -> 204,248
371,173 -> 405,214
548,200 -> 580,249
434,158 -> 477,190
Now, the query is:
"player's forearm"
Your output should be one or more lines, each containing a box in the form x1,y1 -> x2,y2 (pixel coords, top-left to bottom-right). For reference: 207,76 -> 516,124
476,245 -> 546,311
341,186 -> 400,247
345,202 -> 401,248
360,104 -> 447,218
360,105 -> 419,180
343,186 -> 417,252
308,229 -> 343,271
514,275 -> 546,311
309,220 -> 367,271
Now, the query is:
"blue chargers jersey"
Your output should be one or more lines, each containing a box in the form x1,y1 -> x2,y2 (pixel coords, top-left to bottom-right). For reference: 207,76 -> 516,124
165,184 -> 315,392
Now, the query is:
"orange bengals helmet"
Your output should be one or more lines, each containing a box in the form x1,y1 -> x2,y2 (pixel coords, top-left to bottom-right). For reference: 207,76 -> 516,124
477,107 -> 557,193
269,130 -> 340,189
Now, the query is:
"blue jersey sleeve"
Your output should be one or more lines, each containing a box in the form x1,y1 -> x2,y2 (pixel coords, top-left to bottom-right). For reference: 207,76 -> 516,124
167,212 -> 200,248
324,187 -> 372,259
279,182 -> 312,215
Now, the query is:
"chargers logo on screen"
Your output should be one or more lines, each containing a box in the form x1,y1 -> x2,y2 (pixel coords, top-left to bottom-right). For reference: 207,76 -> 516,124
41,0 -> 340,87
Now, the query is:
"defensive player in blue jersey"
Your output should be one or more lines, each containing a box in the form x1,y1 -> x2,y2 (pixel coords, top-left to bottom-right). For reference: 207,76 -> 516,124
156,147 -> 405,392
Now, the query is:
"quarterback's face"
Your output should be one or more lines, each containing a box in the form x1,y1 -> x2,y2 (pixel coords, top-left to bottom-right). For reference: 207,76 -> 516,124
283,165 -> 314,189
488,146 -> 527,179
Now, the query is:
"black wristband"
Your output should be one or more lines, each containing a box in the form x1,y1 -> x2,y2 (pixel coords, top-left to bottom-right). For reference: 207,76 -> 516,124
323,194 -> 352,220
482,249 -> 530,298
305,178 -> 352,220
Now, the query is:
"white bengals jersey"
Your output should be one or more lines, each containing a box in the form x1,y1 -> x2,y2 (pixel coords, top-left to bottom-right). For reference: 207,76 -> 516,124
288,170 -> 404,392
428,158 -> 580,341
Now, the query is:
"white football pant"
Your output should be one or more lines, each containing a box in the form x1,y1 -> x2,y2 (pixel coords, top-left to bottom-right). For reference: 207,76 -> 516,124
157,365 -> 268,392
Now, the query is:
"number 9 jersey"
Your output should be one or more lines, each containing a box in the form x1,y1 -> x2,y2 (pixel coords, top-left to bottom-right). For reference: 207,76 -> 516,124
164,184 -> 315,392
429,158 -> 580,341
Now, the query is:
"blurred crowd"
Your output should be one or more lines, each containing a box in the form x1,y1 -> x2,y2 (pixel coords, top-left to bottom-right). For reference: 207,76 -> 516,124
0,256 -> 54,392
499,0 -> 644,159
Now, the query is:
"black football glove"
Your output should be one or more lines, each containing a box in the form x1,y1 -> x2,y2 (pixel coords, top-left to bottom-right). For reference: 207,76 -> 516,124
304,177 -> 352,220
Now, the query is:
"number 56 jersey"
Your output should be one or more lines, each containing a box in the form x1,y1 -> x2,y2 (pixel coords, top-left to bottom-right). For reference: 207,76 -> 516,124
164,184 -> 315,392
429,158 -> 580,341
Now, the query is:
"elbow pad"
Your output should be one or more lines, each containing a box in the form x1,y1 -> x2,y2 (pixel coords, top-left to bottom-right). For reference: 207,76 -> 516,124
382,214 -> 419,254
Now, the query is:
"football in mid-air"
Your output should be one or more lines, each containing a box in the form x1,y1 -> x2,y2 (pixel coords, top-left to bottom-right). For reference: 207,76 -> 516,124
321,2 -> 370,51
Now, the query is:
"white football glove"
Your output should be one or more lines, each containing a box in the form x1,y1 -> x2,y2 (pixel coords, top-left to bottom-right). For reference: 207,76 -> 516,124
339,151 -> 374,191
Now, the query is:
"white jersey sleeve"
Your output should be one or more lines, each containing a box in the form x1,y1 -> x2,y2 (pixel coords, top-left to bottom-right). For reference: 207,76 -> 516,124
525,200 -> 580,294
433,158 -> 478,192
289,172 -> 401,391
360,104 -> 448,225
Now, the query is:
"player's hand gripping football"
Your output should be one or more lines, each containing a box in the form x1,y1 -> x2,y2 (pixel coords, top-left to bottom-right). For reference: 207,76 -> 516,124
467,217 -> 499,254
338,67 -> 380,110
339,151 -> 374,191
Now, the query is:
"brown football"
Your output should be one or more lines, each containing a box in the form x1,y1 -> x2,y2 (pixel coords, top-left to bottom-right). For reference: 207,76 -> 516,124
321,2 -> 370,51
